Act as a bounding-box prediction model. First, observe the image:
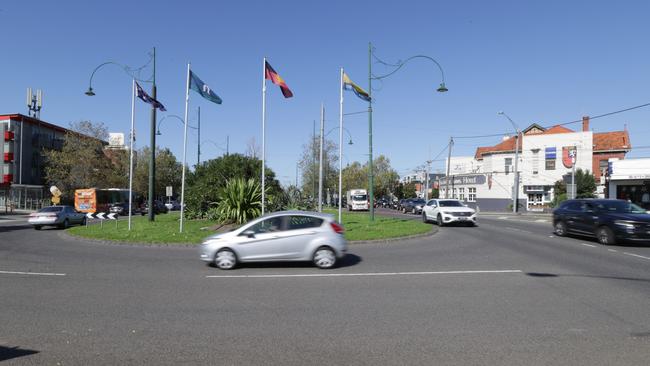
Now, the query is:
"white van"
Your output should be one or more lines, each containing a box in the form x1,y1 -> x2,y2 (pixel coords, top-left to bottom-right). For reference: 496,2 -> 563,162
346,189 -> 369,211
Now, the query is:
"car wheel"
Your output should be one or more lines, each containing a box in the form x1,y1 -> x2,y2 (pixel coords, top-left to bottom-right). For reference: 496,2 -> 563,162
437,214 -> 444,226
554,221 -> 567,237
313,247 -> 337,269
81,217 -> 87,226
62,219 -> 70,229
596,226 -> 616,245
411,208 -> 416,214
422,213 -> 429,223
34,225 -> 42,230
214,249 -> 237,270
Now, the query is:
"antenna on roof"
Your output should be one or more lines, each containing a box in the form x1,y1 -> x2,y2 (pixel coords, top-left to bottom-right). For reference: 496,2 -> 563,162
624,123 -> 628,132
26,88 -> 43,119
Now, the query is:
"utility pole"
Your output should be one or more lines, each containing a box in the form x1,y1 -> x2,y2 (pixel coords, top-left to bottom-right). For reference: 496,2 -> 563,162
571,145 -> 576,199
368,42 -> 375,221
312,120 -> 317,201
513,129 -> 520,213
445,137 -> 453,198
148,47 -> 157,221
425,160 -> 432,200
226,135 -> 229,155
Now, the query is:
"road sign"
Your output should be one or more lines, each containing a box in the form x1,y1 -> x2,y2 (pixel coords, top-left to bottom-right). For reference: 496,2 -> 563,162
85,212 -> 117,220
166,186 -> 173,197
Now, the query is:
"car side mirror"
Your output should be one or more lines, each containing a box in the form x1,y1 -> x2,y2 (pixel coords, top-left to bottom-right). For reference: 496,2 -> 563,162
242,230 -> 255,238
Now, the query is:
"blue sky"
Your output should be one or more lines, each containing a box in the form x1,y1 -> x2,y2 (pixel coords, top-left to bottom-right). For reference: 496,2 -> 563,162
3,0 -> 650,186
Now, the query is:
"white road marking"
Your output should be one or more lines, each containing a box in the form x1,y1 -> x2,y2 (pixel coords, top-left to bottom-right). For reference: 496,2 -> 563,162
607,249 -> 618,253
549,235 -> 555,238
622,252 -> 650,260
206,270 -> 522,279
498,216 -> 509,220
0,270 -> 66,276
535,219 -> 549,222
581,243 -> 596,248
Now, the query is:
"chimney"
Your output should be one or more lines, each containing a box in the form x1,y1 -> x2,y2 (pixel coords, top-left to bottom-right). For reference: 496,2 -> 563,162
582,116 -> 590,132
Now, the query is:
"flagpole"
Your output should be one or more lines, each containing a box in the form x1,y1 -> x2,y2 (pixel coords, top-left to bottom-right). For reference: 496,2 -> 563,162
180,62 -> 191,233
318,103 -> 324,212
338,68 -> 344,223
261,57 -> 267,215
128,79 -> 135,231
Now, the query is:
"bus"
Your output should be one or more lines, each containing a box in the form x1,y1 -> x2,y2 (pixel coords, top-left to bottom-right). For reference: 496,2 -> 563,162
74,188 -> 134,213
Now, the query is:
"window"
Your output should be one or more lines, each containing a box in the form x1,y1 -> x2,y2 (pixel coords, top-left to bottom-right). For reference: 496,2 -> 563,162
287,216 -> 323,230
531,150 -> 539,175
545,147 -> 556,170
599,160 -> 608,176
468,188 -> 476,202
458,188 -> 465,201
247,217 -> 284,234
505,158 -> 512,175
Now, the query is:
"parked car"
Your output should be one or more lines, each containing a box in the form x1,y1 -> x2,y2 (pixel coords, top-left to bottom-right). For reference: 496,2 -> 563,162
553,199 -> 650,245
109,202 -> 141,216
28,205 -> 86,230
140,200 -> 169,215
398,199 -> 410,212
422,199 -> 477,226
200,211 -> 347,270
164,200 -> 181,211
402,198 -> 426,214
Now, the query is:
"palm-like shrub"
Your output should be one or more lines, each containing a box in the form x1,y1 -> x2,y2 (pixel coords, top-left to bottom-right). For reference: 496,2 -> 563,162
217,178 -> 262,224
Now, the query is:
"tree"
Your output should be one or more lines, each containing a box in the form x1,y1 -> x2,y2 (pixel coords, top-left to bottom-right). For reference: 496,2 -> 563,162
184,153 -> 281,218
341,162 -> 366,194
132,147 -> 183,200
551,169 -> 596,206
245,138 -> 261,159
43,120 -> 117,200
340,155 -> 399,199
299,135 -> 339,201
403,182 -> 417,198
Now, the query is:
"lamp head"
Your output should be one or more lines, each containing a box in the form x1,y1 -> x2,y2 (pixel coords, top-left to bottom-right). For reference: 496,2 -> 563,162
85,87 -> 96,96
497,111 -> 504,115
348,139 -> 354,145
155,130 -> 162,136
436,82 -> 448,93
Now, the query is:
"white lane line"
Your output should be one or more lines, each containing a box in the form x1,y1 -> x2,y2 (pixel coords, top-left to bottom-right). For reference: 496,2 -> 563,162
206,270 -> 522,279
607,249 -> 618,253
0,270 -> 66,276
622,252 -> 650,260
535,219 -> 549,222
498,217 -> 509,220
581,243 -> 596,248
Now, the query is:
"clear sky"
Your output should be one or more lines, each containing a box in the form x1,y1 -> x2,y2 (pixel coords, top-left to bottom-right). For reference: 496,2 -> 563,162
3,0 -> 650,186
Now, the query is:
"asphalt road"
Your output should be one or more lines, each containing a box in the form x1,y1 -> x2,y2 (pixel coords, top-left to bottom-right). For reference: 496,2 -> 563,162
1,211 -> 649,365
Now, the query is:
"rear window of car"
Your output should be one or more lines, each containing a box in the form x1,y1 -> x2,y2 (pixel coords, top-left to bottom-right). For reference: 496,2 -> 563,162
287,216 -> 324,230
40,207 -> 63,212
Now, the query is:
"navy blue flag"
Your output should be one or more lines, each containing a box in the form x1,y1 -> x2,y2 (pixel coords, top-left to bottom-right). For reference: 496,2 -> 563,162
135,82 -> 166,111
189,70 -> 222,104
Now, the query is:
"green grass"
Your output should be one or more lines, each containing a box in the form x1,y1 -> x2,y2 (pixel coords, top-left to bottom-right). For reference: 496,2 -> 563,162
67,212 -> 212,244
328,209 -> 433,241
67,209 -> 433,244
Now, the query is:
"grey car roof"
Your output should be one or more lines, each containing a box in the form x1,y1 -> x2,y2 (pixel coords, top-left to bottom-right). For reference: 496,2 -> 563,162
258,210 -> 334,220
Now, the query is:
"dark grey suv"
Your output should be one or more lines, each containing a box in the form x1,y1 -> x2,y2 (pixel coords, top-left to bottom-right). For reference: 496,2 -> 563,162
552,199 -> 650,245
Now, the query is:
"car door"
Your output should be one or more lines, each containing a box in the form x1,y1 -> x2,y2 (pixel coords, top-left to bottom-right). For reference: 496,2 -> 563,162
563,201 -> 583,233
235,216 -> 287,261
277,215 -> 325,259
424,200 -> 437,220
574,202 -> 598,235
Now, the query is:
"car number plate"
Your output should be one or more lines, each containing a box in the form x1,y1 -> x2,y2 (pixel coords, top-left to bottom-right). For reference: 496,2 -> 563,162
458,217 -> 467,221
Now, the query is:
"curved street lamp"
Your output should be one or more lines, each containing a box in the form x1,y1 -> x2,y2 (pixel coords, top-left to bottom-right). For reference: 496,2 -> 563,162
156,114 -> 197,136
366,43 -> 448,220
85,49 -> 158,222
498,111 -> 521,213
324,126 -> 354,145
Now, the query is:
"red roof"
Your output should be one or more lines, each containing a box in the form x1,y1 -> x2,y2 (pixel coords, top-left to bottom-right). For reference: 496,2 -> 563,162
540,125 -> 573,135
475,135 -> 520,160
593,131 -> 630,151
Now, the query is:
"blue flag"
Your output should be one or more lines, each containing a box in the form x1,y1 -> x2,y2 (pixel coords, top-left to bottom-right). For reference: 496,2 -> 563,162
189,71 -> 222,104
135,82 -> 166,111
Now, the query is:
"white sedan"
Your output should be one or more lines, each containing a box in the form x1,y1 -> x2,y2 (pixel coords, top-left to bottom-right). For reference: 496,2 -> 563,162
422,199 -> 477,226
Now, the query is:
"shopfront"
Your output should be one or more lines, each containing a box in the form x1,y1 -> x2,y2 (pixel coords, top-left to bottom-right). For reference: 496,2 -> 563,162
608,158 -> 650,210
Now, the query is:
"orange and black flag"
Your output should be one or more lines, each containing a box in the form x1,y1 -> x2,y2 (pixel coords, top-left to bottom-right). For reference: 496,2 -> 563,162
265,61 -> 293,98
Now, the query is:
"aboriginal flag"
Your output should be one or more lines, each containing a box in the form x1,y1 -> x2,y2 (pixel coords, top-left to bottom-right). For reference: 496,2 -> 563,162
265,61 -> 293,98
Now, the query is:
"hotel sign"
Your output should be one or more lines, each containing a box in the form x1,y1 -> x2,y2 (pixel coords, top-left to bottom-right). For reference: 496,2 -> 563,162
439,174 -> 486,186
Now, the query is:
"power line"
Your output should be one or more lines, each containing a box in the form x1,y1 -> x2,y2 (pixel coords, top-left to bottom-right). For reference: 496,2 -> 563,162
452,101 -> 650,140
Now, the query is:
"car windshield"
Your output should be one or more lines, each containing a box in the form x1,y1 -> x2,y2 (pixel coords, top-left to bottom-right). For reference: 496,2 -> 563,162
352,195 -> 367,201
438,200 -> 464,207
595,201 -> 647,214
413,199 -> 425,204
40,206 -> 63,212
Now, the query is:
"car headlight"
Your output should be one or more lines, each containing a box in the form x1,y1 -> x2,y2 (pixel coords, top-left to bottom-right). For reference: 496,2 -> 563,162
442,211 -> 450,215
614,220 -> 635,229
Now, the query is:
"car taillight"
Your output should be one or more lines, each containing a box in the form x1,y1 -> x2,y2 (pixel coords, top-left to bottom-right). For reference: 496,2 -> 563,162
330,222 -> 345,234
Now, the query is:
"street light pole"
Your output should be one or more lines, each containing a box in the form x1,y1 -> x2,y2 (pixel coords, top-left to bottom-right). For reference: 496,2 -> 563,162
318,103 -> 324,212
369,44 -> 448,215
148,47 -> 157,221
498,111 -> 520,213
445,137 -> 453,198
197,106 -> 201,166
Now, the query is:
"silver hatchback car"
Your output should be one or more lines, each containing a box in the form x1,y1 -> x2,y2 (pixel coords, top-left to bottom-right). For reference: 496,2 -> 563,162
200,211 -> 347,270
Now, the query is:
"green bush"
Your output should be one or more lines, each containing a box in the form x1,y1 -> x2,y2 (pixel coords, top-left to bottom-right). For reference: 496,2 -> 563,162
216,178 -> 262,224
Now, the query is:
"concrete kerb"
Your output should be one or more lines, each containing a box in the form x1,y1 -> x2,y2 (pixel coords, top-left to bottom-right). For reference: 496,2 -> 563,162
59,224 -> 439,247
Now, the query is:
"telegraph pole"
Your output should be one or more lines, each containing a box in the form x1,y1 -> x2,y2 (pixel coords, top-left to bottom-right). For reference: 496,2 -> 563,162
445,137 -> 453,198
148,47 -> 157,221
